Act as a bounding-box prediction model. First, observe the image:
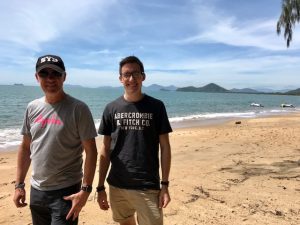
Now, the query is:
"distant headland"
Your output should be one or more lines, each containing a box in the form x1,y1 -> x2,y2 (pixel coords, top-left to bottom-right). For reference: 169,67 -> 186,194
3,83 -> 300,96
175,83 -> 300,96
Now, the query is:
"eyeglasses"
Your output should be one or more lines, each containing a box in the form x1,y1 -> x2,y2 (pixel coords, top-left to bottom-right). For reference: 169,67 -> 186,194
38,70 -> 64,78
121,72 -> 143,80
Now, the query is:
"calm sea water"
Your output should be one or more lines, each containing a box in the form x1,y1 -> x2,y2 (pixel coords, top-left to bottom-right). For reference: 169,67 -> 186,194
1,85 -> 300,150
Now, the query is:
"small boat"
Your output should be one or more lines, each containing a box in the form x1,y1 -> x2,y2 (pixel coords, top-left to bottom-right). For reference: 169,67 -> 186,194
250,103 -> 264,107
281,103 -> 294,108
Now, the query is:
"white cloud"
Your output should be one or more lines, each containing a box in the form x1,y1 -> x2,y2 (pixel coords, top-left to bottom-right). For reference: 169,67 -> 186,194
0,0 -> 299,89
144,54 -> 300,89
0,0 -> 117,56
66,68 -> 119,87
174,1 -> 300,51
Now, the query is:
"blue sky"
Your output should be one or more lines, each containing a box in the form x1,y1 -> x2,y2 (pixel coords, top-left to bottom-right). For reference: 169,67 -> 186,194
1,0 -> 300,90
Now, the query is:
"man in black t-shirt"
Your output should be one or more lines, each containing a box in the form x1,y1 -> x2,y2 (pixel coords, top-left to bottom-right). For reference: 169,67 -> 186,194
97,56 -> 172,225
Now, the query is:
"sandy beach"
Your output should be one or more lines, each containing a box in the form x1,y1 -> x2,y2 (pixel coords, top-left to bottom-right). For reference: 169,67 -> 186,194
0,114 -> 299,225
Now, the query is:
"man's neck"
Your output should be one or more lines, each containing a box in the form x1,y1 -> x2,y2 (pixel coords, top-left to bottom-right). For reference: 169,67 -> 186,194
123,92 -> 144,102
45,91 -> 66,104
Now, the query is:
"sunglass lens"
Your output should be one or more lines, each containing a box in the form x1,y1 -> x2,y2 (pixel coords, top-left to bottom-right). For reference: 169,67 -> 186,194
38,70 -> 63,78
52,71 -> 63,77
38,71 -> 48,78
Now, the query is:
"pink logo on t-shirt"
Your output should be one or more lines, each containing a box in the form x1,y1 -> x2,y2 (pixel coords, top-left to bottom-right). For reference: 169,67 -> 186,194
34,114 -> 63,128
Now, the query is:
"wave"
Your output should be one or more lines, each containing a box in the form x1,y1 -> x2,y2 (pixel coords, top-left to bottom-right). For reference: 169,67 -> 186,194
0,128 -> 22,151
171,109 -> 299,122
169,111 -> 256,122
1,108 -> 299,151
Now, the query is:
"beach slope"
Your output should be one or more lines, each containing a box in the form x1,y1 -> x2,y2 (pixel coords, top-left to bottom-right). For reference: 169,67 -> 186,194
0,115 -> 299,225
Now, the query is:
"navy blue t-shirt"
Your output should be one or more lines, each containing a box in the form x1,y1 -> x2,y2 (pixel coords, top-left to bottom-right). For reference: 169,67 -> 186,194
99,94 -> 172,190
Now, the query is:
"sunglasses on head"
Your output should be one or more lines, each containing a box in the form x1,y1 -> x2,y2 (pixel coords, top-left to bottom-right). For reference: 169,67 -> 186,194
38,70 -> 64,78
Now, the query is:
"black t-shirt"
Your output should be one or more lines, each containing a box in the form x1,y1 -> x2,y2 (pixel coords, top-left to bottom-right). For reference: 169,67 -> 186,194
99,94 -> 172,190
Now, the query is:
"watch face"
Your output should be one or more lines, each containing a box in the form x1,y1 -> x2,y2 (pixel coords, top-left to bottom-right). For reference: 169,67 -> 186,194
15,183 -> 25,189
81,185 -> 92,193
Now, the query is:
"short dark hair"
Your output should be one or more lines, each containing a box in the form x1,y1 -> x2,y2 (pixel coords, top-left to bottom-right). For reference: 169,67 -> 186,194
119,56 -> 144,75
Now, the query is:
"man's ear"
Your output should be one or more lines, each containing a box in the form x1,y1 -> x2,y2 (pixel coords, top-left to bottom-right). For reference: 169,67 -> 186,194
119,75 -> 123,82
142,73 -> 146,81
35,73 -> 40,82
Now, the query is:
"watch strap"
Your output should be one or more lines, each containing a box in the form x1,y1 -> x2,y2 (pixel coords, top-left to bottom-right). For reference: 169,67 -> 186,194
81,185 -> 92,193
15,182 -> 25,189
96,185 -> 106,192
160,181 -> 169,187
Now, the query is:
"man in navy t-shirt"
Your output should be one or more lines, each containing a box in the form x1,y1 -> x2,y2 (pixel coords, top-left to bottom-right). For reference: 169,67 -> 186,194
97,56 -> 172,225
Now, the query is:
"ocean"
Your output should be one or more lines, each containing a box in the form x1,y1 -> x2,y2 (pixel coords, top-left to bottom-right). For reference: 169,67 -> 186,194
1,84 -> 299,151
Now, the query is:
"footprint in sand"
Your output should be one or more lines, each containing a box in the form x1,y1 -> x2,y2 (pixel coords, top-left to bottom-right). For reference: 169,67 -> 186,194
0,158 -> 8,164
0,194 -> 10,200
0,182 -> 8,187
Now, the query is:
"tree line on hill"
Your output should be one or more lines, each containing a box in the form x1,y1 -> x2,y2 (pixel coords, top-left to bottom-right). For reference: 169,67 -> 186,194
158,83 -> 300,96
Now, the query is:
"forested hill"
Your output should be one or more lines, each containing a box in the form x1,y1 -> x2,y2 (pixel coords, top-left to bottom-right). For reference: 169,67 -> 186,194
176,83 -> 300,95
176,83 -> 229,93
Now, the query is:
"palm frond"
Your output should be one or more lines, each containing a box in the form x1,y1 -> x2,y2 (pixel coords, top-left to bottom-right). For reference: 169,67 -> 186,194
277,0 -> 300,47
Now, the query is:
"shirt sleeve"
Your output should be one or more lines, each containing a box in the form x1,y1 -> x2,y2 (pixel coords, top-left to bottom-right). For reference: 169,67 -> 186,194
98,105 -> 113,136
157,102 -> 172,135
20,106 -> 32,136
77,103 -> 97,141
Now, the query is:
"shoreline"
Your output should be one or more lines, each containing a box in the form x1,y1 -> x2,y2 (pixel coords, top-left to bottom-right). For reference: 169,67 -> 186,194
1,110 -> 299,153
1,113 -> 300,224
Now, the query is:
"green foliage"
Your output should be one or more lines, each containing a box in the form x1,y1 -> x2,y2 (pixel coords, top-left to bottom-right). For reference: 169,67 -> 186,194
277,0 -> 300,47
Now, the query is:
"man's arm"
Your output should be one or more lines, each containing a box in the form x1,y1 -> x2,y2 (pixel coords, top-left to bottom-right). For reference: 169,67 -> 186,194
64,138 -> 97,221
159,133 -> 171,208
13,135 -> 31,208
82,138 -> 98,187
97,135 -> 111,210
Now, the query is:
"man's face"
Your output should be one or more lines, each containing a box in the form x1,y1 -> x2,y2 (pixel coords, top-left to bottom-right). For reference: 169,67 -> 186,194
119,63 -> 145,95
36,68 -> 66,94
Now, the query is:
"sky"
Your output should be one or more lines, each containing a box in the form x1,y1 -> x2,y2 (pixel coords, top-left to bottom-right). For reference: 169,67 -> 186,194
1,0 -> 300,90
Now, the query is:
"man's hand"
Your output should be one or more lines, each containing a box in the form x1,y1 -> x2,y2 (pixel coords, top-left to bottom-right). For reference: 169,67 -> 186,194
97,190 -> 110,210
64,191 -> 89,221
159,186 -> 171,208
13,188 -> 27,208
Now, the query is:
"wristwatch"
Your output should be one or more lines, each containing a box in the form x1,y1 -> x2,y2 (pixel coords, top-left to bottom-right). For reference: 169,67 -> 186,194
96,185 -> 106,192
161,181 -> 169,187
15,182 -> 25,189
81,185 -> 92,193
